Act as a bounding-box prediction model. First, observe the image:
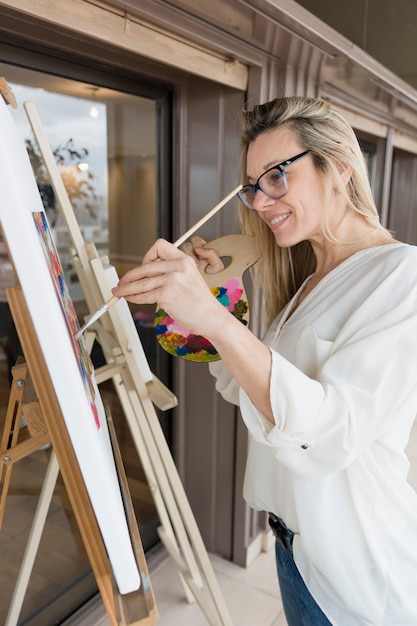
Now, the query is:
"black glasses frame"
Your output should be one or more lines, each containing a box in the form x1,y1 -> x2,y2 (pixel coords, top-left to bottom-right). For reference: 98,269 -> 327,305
237,149 -> 311,209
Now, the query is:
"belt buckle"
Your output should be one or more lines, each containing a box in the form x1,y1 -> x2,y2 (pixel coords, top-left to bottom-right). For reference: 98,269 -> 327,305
268,514 -> 294,550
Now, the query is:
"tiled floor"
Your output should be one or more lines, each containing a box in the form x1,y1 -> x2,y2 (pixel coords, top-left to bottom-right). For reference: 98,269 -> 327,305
91,545 -> 288,626
150,548 -> 288,626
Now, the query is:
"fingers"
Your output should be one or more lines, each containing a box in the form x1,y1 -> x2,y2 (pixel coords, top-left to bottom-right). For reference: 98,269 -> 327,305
112,238 -> 196,305
116,239 -> 180,287
181,241 -> 198,260
182,236 -> 206,262
111,234 -> 224,309
182,236 -> 224,274
199,248 -> 224,274
190,235 -> 207,249
112,265 -> 164,304
141,238 -> 182,264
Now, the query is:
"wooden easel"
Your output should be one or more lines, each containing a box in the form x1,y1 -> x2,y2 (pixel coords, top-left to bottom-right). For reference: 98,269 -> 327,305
1,283 -> 158,626
22,97 -> 233,625
0,359 -> 50,529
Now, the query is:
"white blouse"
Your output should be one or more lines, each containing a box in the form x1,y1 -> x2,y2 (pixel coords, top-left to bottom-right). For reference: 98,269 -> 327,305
209,243 -> 417,625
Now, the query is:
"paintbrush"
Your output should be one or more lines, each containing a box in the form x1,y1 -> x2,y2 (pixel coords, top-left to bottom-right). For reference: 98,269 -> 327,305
73,184 -> 242,340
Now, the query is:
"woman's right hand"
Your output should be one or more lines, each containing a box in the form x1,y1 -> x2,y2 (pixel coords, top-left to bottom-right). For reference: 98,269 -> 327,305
112,238 -> 227,338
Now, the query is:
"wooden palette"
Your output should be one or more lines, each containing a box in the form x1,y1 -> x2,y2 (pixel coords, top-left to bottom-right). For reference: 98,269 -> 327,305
154,234 -> 259,361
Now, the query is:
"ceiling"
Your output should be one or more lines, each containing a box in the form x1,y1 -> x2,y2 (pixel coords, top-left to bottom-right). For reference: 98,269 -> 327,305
296,0 -> 417,91
2,0 -> 416,102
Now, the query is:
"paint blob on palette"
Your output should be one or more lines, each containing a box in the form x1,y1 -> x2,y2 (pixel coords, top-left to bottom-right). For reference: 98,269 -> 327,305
155,277 -> 250,362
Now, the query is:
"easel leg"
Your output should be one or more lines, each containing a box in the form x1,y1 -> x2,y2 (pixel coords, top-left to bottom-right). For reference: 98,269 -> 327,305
111,375 -> 198,603
101,359 -> 233,624
0,364 -> 26,527
5,451 -> 59,626
158,526 -> 218,625
1,362 -> 49,529
117,372 -> 233,625
134,391 -> 234,625
126,389 -> 204,597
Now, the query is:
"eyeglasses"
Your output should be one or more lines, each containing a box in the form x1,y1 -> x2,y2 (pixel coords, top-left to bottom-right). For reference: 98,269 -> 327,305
237,150 -> 311,210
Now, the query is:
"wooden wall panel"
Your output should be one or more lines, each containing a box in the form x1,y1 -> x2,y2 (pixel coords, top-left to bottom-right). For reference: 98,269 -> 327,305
388,149 -> 417,245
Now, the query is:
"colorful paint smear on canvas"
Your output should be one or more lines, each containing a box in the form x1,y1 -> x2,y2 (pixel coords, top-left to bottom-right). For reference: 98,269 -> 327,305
32,211 -> 100,429
155,277 -> 249,362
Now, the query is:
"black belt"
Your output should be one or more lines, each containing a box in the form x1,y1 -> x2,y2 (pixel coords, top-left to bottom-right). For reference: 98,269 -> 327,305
268,513 -> 295,550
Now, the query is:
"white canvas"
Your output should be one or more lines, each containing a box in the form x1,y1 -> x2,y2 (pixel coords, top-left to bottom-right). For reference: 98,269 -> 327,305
0,97 -> 140,595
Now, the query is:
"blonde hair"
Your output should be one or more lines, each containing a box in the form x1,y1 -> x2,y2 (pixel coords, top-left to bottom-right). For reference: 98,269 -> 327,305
239,96 -> 389,326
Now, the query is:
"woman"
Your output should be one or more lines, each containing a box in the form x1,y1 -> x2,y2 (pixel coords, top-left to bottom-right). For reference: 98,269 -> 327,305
112,97 -> 417,625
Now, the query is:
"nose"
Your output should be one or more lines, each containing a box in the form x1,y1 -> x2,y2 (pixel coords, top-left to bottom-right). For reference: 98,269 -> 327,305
252,188 -> 273,213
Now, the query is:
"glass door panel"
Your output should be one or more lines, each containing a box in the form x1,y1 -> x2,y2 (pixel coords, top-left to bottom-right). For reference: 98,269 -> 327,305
0,62 -> 170,625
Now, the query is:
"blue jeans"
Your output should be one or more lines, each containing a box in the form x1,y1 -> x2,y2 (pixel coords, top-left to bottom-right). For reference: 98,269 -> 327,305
275,540 -> 332,626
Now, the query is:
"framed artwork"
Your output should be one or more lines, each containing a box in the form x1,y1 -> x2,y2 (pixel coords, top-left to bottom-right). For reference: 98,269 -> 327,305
0,96 -> 140,595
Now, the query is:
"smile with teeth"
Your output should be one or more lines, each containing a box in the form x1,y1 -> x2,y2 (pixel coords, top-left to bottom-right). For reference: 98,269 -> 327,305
270,212 -> 291,227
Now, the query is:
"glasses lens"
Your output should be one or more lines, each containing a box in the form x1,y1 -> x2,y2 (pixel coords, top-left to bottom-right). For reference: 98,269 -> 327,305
259,167 -> 287,198
238,167 -> 289,209
238,187 -> 256,209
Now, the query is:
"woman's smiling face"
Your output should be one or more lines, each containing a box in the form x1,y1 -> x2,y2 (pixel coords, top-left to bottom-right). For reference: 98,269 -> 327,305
246,125 -> 330,249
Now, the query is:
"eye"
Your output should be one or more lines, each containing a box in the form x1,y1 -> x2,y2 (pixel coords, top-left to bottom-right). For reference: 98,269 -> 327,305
264,169 -> 283,188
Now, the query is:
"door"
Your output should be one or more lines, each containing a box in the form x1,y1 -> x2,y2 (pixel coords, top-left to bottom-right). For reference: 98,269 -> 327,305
0,59 -> 173,625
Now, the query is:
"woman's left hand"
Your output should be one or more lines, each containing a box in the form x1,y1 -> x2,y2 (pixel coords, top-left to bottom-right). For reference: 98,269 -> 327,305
182,235 -> 224,274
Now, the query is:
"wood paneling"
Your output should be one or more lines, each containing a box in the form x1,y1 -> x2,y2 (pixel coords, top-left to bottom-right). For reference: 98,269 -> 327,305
388,148 -> 417,244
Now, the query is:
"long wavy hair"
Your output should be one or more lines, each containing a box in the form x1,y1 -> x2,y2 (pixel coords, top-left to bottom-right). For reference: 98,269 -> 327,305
238,96 -> 389,327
